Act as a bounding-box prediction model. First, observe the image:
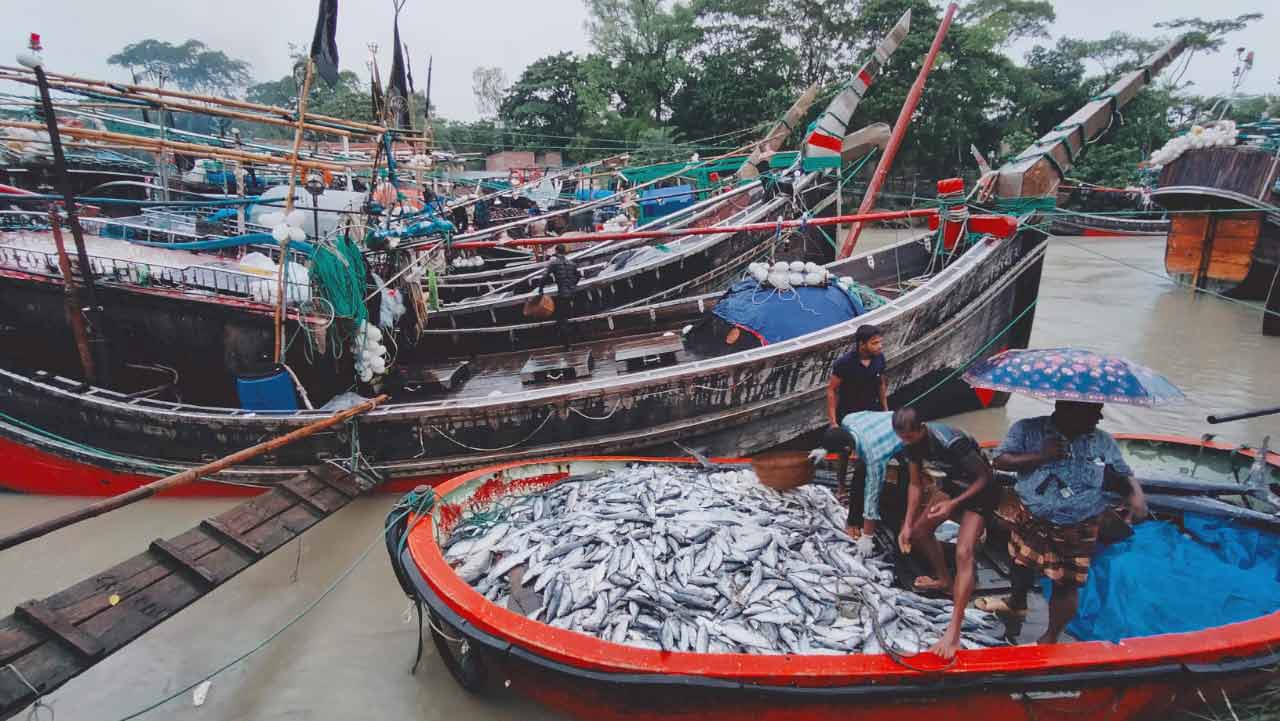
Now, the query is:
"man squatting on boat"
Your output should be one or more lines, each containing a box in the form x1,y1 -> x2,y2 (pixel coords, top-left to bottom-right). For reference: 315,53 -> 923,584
985,401 -> 1148,644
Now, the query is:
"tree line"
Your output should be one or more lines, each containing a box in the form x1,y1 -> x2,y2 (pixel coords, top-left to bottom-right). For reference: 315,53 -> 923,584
100,3 -> 1272,188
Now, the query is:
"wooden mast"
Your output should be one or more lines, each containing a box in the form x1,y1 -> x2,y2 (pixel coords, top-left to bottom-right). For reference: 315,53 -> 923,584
840,3 -> 957,258
273,59 -> 318,364
25,36 -> 111,384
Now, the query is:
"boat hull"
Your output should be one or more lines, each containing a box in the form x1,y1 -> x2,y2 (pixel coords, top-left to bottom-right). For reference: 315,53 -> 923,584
0,229 -> 1046,487
392,448 -> 1280,721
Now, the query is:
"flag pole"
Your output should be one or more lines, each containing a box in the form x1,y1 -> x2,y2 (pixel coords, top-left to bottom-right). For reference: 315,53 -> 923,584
273,58 -> 317,363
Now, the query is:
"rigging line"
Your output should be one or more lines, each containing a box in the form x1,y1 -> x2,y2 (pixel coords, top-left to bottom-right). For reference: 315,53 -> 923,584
429,411 -> 554,452
903,299 -> 1040,409
1051,236 -> 1280,321
110,502 -> 425,721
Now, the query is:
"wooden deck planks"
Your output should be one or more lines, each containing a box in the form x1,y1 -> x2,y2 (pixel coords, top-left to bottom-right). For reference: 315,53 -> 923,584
0,465 -> 373,719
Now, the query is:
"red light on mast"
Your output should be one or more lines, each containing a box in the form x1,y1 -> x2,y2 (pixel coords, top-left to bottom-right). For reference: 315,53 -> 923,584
28,33 -> 42,51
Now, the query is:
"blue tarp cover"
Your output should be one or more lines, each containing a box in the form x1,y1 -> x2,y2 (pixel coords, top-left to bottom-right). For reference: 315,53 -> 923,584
639,184 -> 695,217
712,279 -> 865,345
1062,513 -> 1280,642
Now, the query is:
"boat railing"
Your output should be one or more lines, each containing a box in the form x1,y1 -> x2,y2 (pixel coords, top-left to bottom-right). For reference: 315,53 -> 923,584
0,242 -> 311,307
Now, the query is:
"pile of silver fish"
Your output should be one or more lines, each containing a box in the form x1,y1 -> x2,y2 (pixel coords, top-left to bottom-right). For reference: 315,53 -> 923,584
442,464 -> 1007,655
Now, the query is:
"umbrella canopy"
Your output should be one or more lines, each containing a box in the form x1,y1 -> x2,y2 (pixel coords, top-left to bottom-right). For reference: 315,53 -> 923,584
962,348 -> 1185,407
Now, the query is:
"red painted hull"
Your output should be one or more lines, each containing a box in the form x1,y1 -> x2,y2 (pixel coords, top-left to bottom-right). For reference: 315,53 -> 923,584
0,434 -> 450,497
401,446 -> 1280,721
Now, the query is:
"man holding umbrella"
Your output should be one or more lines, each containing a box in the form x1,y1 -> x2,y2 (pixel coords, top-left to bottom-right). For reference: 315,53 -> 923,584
990,401 -> 1148,643
963,348 -> 1178,644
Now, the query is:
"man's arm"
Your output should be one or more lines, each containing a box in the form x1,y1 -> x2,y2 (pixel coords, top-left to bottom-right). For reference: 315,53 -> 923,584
879,375 -> 889,411
1125,474 -> 1148,520
993,423 -> 1063,472
827,376 -> 842,426
929,451 -> 993,519
899,460 -> 924,553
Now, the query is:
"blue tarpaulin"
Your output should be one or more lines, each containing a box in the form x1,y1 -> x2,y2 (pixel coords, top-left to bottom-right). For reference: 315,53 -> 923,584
638,184 -> 695,220
712,279 -> 866,345
1060,513 -> 1280,642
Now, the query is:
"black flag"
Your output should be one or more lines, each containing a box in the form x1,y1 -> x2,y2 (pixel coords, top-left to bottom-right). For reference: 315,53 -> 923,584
404,42 -> 415,94
386,16 -> 411,129
309,0 -> 340,87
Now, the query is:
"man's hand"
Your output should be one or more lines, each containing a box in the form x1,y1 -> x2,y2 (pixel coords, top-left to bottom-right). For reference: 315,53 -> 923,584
1126,487 -> 1149,522
807,447 -> 828,465
1039,436 -> 1068,463
925,500 -> 955,522
897,526 -> 912,554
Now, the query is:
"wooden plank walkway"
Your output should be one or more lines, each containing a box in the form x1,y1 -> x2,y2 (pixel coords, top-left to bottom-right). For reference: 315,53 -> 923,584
0,464 -> 375,719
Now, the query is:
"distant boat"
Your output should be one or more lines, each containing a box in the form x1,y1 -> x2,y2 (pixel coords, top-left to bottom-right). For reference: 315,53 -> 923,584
1151,127 -> 1280,335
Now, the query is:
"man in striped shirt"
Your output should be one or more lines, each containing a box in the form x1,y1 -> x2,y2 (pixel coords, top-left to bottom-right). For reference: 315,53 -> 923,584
810,410 -> 904,550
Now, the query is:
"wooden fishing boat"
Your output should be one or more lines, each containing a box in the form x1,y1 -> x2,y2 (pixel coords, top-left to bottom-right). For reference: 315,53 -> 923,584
0,216 -> 1045,491
1151,144 -> 1280,334
1047,211 -> 1169,237
0,27 -> 1186,494
387,435 -> 1280,721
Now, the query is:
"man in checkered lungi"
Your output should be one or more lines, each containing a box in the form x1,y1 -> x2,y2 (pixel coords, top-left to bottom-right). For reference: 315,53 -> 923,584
989,401 -> 1148,644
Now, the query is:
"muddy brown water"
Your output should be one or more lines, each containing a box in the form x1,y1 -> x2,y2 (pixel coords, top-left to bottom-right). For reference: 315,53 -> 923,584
0,234 -> 1276,720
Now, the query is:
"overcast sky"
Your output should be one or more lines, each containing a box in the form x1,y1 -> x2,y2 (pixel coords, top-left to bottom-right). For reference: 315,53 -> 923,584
0,0 -> 1274,122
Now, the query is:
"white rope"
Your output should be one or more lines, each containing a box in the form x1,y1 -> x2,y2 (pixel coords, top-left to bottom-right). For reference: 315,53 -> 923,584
429,412 -> 554,452
5,663 -> 53,721
569,399 -> 624,421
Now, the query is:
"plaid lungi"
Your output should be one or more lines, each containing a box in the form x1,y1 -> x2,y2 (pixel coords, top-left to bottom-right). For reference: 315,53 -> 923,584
1005,496 -> 1101,588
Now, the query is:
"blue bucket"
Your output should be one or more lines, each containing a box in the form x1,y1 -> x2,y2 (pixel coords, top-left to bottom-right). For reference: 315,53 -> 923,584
235,365 -> 299,412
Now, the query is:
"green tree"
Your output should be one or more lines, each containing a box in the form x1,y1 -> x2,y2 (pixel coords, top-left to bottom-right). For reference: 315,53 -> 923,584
107,39 -> 251,95
669,0 -> 798,142
499,53 -> 590,141
585,0 -> 699,122
957,0 -> 1055,50
245,50 -> 378,138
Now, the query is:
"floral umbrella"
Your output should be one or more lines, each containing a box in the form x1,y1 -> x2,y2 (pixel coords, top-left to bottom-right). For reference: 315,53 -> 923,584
962,348 -> 1185,407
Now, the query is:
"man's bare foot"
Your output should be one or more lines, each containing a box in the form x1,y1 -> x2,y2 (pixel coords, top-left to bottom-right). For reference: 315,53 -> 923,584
846,526 -> 862,539
929,633 -> 961,661
912,575 -> 953,594
1035,632 -> 1060,645
975,595 -> 1028,618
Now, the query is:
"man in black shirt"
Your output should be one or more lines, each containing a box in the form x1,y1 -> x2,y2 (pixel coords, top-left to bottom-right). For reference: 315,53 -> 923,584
893,407 -> 998,661
826,324 -> 889,537
536,244 -> 581,350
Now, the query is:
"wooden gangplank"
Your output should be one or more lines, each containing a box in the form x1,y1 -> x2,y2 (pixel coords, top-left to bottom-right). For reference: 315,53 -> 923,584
0,465 -> 375,719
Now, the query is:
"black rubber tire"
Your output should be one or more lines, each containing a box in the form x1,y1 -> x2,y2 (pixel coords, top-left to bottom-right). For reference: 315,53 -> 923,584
428,610 -> 490,695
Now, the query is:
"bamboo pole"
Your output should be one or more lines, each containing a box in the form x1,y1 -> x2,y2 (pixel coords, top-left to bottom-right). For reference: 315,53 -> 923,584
274,59 -> 318,363
840,2 -> 958,258
0,72 -> 356,139
449,207 -> 945,249
0,395 -> 389,553
0,65 -> 413,137
0,119 -> 365,173
48,211 -> 96,383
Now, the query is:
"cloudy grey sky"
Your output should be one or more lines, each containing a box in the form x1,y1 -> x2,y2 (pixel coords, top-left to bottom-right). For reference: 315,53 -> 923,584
0,0 -> 1274,122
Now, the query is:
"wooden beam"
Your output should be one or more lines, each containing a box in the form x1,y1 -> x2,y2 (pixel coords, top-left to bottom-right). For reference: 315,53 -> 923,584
994,35 -> 1189,199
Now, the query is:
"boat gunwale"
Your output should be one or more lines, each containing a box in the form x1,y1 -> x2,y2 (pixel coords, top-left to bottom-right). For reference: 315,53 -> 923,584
433,183 -> 788,316
404,441 -> 1280,686
0,228 -> 1020,423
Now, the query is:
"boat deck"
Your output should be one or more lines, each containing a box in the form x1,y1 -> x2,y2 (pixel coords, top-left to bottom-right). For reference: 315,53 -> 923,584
395,331 -> 709,402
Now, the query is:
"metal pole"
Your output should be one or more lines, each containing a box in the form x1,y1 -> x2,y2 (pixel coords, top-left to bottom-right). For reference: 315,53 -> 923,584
840,2 -> 958,258
31,61 -> 112,382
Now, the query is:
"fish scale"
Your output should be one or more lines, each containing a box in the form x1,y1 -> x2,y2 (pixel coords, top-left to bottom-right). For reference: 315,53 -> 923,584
443,464 -> 1009,655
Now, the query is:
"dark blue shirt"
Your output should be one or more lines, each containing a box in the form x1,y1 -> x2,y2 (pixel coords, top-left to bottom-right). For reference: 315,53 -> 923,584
832,350 -> 885,417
